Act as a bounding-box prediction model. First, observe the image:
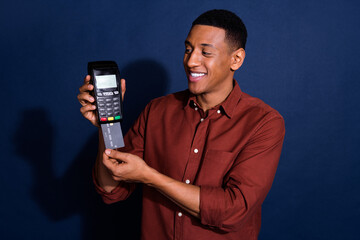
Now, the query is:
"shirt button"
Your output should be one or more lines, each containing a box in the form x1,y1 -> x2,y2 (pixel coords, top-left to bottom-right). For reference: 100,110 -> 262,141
178,212 -> 183,217
194,148 -> 199,153
217,109 -> 221,114
195,107 -> 198,111
200,118 -> 204,122
185,179 -> 190,184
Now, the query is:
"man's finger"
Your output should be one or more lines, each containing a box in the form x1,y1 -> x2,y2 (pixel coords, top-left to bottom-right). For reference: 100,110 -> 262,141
79,82 -> 94,93
77,92 -> 95,105
83,75 -> 91,84
80,104 -> 96,115
102,152 -> 125,174
105,149 -> 128,163
121,79 -> 126,101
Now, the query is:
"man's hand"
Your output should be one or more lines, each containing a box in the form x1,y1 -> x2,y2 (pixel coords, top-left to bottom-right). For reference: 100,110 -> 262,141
103,149 -> 201,218
103,149 -> 153,184
77,75 -> 126,127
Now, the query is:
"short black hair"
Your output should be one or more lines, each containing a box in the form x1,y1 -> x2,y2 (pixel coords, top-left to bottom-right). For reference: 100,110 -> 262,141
192,9 -> 247,50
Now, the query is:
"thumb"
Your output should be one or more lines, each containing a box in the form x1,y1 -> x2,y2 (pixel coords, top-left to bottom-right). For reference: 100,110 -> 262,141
121,78 -> 126,101
105,149 -> 128,162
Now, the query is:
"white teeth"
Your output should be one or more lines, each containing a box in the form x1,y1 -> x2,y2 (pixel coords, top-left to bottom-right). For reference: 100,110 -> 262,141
190,72 -> 205,77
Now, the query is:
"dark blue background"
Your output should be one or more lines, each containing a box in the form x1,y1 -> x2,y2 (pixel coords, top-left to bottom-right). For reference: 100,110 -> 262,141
1,0 -> 359,239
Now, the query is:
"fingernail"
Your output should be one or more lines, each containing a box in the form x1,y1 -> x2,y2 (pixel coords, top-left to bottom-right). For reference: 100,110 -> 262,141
105,149 -> 111,155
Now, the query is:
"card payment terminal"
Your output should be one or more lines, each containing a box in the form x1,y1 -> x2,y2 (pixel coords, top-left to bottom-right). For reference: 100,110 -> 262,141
88,61 -> 125,149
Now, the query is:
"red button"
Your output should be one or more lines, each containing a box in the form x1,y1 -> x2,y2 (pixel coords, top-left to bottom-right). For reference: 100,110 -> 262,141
100,118 -> 107,122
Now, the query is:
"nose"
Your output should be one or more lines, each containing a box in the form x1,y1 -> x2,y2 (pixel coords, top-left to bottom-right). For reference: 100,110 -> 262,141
185,50 -> 201,68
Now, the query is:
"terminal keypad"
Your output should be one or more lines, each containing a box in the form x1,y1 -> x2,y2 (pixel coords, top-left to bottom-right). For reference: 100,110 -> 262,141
97,91 -> 121,122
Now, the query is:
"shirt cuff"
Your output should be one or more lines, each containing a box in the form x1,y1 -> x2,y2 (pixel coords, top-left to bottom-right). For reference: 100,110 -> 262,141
92,167 -> 135,204
199,185 -> 225,228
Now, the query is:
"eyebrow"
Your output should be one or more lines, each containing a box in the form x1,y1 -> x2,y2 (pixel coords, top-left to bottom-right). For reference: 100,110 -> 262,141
185,40 -> 217,49
201,43 -> 216,49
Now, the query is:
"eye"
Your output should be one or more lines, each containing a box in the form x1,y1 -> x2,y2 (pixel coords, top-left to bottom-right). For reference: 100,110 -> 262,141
185,48 -> 192,54
202,51 -> 212,56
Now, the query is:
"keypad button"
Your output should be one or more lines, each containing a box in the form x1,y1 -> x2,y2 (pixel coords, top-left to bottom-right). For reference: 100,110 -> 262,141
103,92 -> 113,96
105,98 -> 112,102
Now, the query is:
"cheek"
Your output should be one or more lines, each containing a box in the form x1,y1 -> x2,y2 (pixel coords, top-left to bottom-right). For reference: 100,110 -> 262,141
210,58 -> 231,74
183,54 -> 191,67
205,60 -> 220,75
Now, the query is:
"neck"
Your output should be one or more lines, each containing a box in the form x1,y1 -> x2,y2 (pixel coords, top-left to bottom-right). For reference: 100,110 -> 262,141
196,81 -> 234,112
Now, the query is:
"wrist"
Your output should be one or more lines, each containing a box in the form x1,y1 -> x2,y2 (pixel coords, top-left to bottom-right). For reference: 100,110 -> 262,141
142,166 -> 160,186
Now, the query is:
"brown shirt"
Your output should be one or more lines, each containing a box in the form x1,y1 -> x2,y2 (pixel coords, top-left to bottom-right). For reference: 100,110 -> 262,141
94,81 -> 285,240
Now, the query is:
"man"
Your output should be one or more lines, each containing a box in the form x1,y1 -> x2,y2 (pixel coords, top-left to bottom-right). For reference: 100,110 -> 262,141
78,9 -> 285,240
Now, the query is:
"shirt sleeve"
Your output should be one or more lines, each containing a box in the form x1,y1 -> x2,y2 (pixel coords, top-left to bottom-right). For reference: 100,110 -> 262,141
199,115 -> 285,232
92,168 -> 136,204
92,103 -> 149,204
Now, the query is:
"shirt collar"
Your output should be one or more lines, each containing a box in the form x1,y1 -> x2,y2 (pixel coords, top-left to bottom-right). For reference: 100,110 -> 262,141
184,80 -> 242,118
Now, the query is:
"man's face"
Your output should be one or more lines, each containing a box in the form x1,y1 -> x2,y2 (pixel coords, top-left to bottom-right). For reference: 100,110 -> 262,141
183,25 -> 234,96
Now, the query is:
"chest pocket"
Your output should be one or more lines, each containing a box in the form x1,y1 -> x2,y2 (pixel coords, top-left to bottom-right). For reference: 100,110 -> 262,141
195,150 -> 237,186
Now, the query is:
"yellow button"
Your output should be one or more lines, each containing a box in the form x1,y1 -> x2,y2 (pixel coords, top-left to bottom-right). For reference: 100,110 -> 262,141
108,117 -> 114,121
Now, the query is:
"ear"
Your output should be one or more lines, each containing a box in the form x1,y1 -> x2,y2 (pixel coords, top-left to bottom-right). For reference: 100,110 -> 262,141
230,48 -> 245,71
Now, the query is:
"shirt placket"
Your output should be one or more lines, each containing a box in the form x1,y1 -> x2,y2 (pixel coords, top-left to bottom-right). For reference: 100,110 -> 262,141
174,104 -> 217,240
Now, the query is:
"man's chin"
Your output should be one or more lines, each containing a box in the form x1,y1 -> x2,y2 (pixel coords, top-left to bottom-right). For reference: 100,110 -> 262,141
188,86 -> 203,95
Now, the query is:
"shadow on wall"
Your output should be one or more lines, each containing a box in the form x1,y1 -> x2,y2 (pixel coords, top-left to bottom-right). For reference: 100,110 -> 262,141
121,59 -> 169,131
13,59 -> 169,240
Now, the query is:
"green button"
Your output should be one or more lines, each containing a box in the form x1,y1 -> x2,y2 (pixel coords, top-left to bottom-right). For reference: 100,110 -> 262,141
115,116 -> 121,120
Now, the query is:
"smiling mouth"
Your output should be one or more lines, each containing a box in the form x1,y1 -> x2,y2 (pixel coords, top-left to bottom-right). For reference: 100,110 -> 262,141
188,71 -> 206,82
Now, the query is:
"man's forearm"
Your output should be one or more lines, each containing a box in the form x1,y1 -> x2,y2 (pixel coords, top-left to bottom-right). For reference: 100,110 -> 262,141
95,129 -> 120,192
101,149 -> 201,217
144,167 -> 200,218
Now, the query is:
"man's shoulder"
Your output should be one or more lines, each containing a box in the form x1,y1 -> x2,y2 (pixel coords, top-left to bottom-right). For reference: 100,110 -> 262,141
238,91 -> 283,121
